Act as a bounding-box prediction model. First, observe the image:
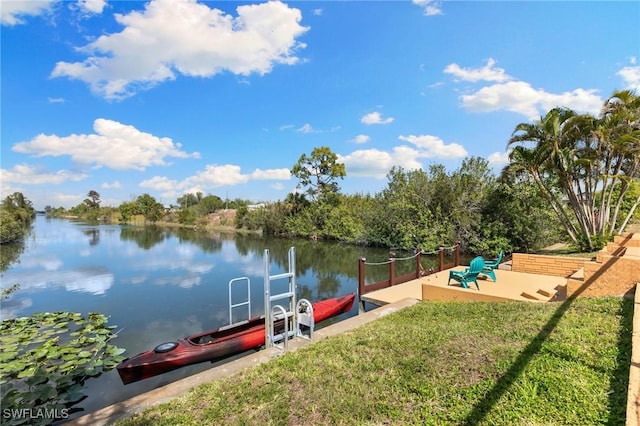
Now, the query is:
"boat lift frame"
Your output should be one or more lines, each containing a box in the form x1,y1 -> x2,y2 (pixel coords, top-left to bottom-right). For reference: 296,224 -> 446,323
227,246 -> 314,352
263,247 -> 314,350
228,277 -> 251,324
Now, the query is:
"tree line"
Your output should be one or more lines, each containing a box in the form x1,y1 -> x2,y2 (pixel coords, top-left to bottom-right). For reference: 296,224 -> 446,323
45,191 -> 252,228
17,89 -> 640,255
239,90 -> 639,254
0,192 -> 36,245
238,156 -> 562,255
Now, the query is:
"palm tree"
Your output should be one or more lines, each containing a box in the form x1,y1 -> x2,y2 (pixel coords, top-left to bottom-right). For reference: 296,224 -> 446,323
507,107 -> 591,247
599,90 -> 640,234
505,91 -> 640,250
504,143 -> 580,245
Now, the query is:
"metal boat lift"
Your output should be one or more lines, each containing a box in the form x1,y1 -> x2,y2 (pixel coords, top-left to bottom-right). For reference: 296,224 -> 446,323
227,246 -> 313,351
263,247 -> 314,350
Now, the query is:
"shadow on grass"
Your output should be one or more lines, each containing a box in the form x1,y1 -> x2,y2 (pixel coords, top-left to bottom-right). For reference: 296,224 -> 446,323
607,297 -> 633,425
464,242 -> 633,426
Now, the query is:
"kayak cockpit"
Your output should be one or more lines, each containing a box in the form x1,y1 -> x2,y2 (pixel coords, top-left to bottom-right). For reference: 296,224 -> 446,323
154,342 -> 178,353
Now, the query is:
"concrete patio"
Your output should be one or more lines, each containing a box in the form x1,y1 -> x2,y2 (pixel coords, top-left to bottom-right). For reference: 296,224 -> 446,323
361,266 -> 567,307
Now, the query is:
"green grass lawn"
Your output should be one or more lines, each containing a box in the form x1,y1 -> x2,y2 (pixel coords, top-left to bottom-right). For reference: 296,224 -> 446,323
118,297 -> 632,426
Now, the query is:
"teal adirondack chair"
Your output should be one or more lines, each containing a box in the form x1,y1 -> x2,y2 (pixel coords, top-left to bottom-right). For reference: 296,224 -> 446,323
481,251 -> 503,282
448,256 -> 485,290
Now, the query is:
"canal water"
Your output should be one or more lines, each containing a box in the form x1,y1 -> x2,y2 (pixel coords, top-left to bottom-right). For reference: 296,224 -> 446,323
1,215 -> 448,419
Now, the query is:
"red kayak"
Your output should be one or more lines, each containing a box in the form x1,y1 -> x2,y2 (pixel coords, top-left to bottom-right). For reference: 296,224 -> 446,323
117,293 -> 356,384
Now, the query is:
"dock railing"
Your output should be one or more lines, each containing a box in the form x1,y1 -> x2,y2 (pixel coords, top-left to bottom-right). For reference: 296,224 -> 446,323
358,242 -> 460,298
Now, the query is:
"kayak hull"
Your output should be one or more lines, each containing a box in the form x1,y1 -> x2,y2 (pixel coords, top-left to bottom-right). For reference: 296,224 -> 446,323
116,293 -> 355,384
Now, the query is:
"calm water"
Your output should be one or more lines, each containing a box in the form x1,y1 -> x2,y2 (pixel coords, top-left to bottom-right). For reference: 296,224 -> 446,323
1,215 -> 440,418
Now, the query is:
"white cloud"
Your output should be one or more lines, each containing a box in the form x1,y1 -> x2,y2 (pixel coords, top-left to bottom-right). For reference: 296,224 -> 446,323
444,58 -> 511,83
12,118 -> 200,171
339,149 -> 396,178
487,151 -> 511,169
460,81 -> 603,119
296,123 -> 340,133
446,59 -> 605,119
1,0 -> 55,26
47,97 -> 66,104
77,0 -> 106,14
140,164 -> 292,201
412,0 -> 443,16
617,65 -> 640,91
391,145 -> 429,168
339,146 -> 424,179
0,164 -> 87,185
339,133 -> 467,178
101,181 -> 122,189
351,134 -> 370,144
297,123 -> 316,133
185,164 -> 250,188
361,111 -> 394,125
250,168 -> 291,180
140,176 -> 178,191
398,134 -> 468,159
15,191 -> 84,210
50,0 -> 309,99
538,88 -> 603,115
313,9 -> 322,16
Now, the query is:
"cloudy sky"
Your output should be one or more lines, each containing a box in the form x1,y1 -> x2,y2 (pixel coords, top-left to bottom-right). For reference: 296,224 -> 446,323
2,0 -> 638,209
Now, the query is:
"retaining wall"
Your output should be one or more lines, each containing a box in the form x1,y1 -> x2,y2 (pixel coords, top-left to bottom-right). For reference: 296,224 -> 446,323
511,253 -> 588,277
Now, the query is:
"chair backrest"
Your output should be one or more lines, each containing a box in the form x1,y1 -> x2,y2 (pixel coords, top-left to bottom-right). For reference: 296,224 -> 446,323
496,251 -> 503,264
468,256 -> 485,275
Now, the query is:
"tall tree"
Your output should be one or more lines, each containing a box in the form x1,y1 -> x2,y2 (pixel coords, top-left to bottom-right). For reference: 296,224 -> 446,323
84,190 -> 101,209
505,90 -> 640,250
291,146 -> 346,202
135,194 -> 164,223
0,192 -> 35,244
598,90 -> 640,233
177,193 -> 199,209
449,157 -> 496,250
198,194 -> 224,215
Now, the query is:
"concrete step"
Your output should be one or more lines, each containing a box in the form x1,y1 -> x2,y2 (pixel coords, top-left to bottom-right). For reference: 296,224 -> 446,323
567,268 -> 584,284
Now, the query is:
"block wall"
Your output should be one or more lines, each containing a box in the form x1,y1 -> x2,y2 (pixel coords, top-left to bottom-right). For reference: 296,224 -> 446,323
567,256 -> 640,297
511,253 -> 589,277
615,233 -> 640,248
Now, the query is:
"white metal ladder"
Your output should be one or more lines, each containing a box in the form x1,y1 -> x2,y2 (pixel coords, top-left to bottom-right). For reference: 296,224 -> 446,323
228,277 -> 251,324
264,247 -> 314,350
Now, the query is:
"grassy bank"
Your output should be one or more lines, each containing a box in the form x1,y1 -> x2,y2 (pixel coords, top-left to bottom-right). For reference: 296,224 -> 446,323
118,297 -> 632,425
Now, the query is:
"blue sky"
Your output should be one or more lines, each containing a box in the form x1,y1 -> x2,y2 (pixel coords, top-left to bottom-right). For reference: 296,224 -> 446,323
1,0 -> 639,210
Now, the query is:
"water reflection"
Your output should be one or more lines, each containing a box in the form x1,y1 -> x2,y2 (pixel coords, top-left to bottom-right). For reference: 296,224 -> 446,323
83,228 -> 100,246
0,239 -> 27,273
120,225 -> 167,249
6,265 -> 112,293
0,216 -> 400,419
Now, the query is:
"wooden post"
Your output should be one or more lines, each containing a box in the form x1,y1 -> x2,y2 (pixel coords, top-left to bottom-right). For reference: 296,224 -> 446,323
416,248 -> 422,277
455,241 -> 461,267
358,257 -> 366,297
358,257 -> 366,312
438,246 -> 445,271
389,252 -> 396,286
